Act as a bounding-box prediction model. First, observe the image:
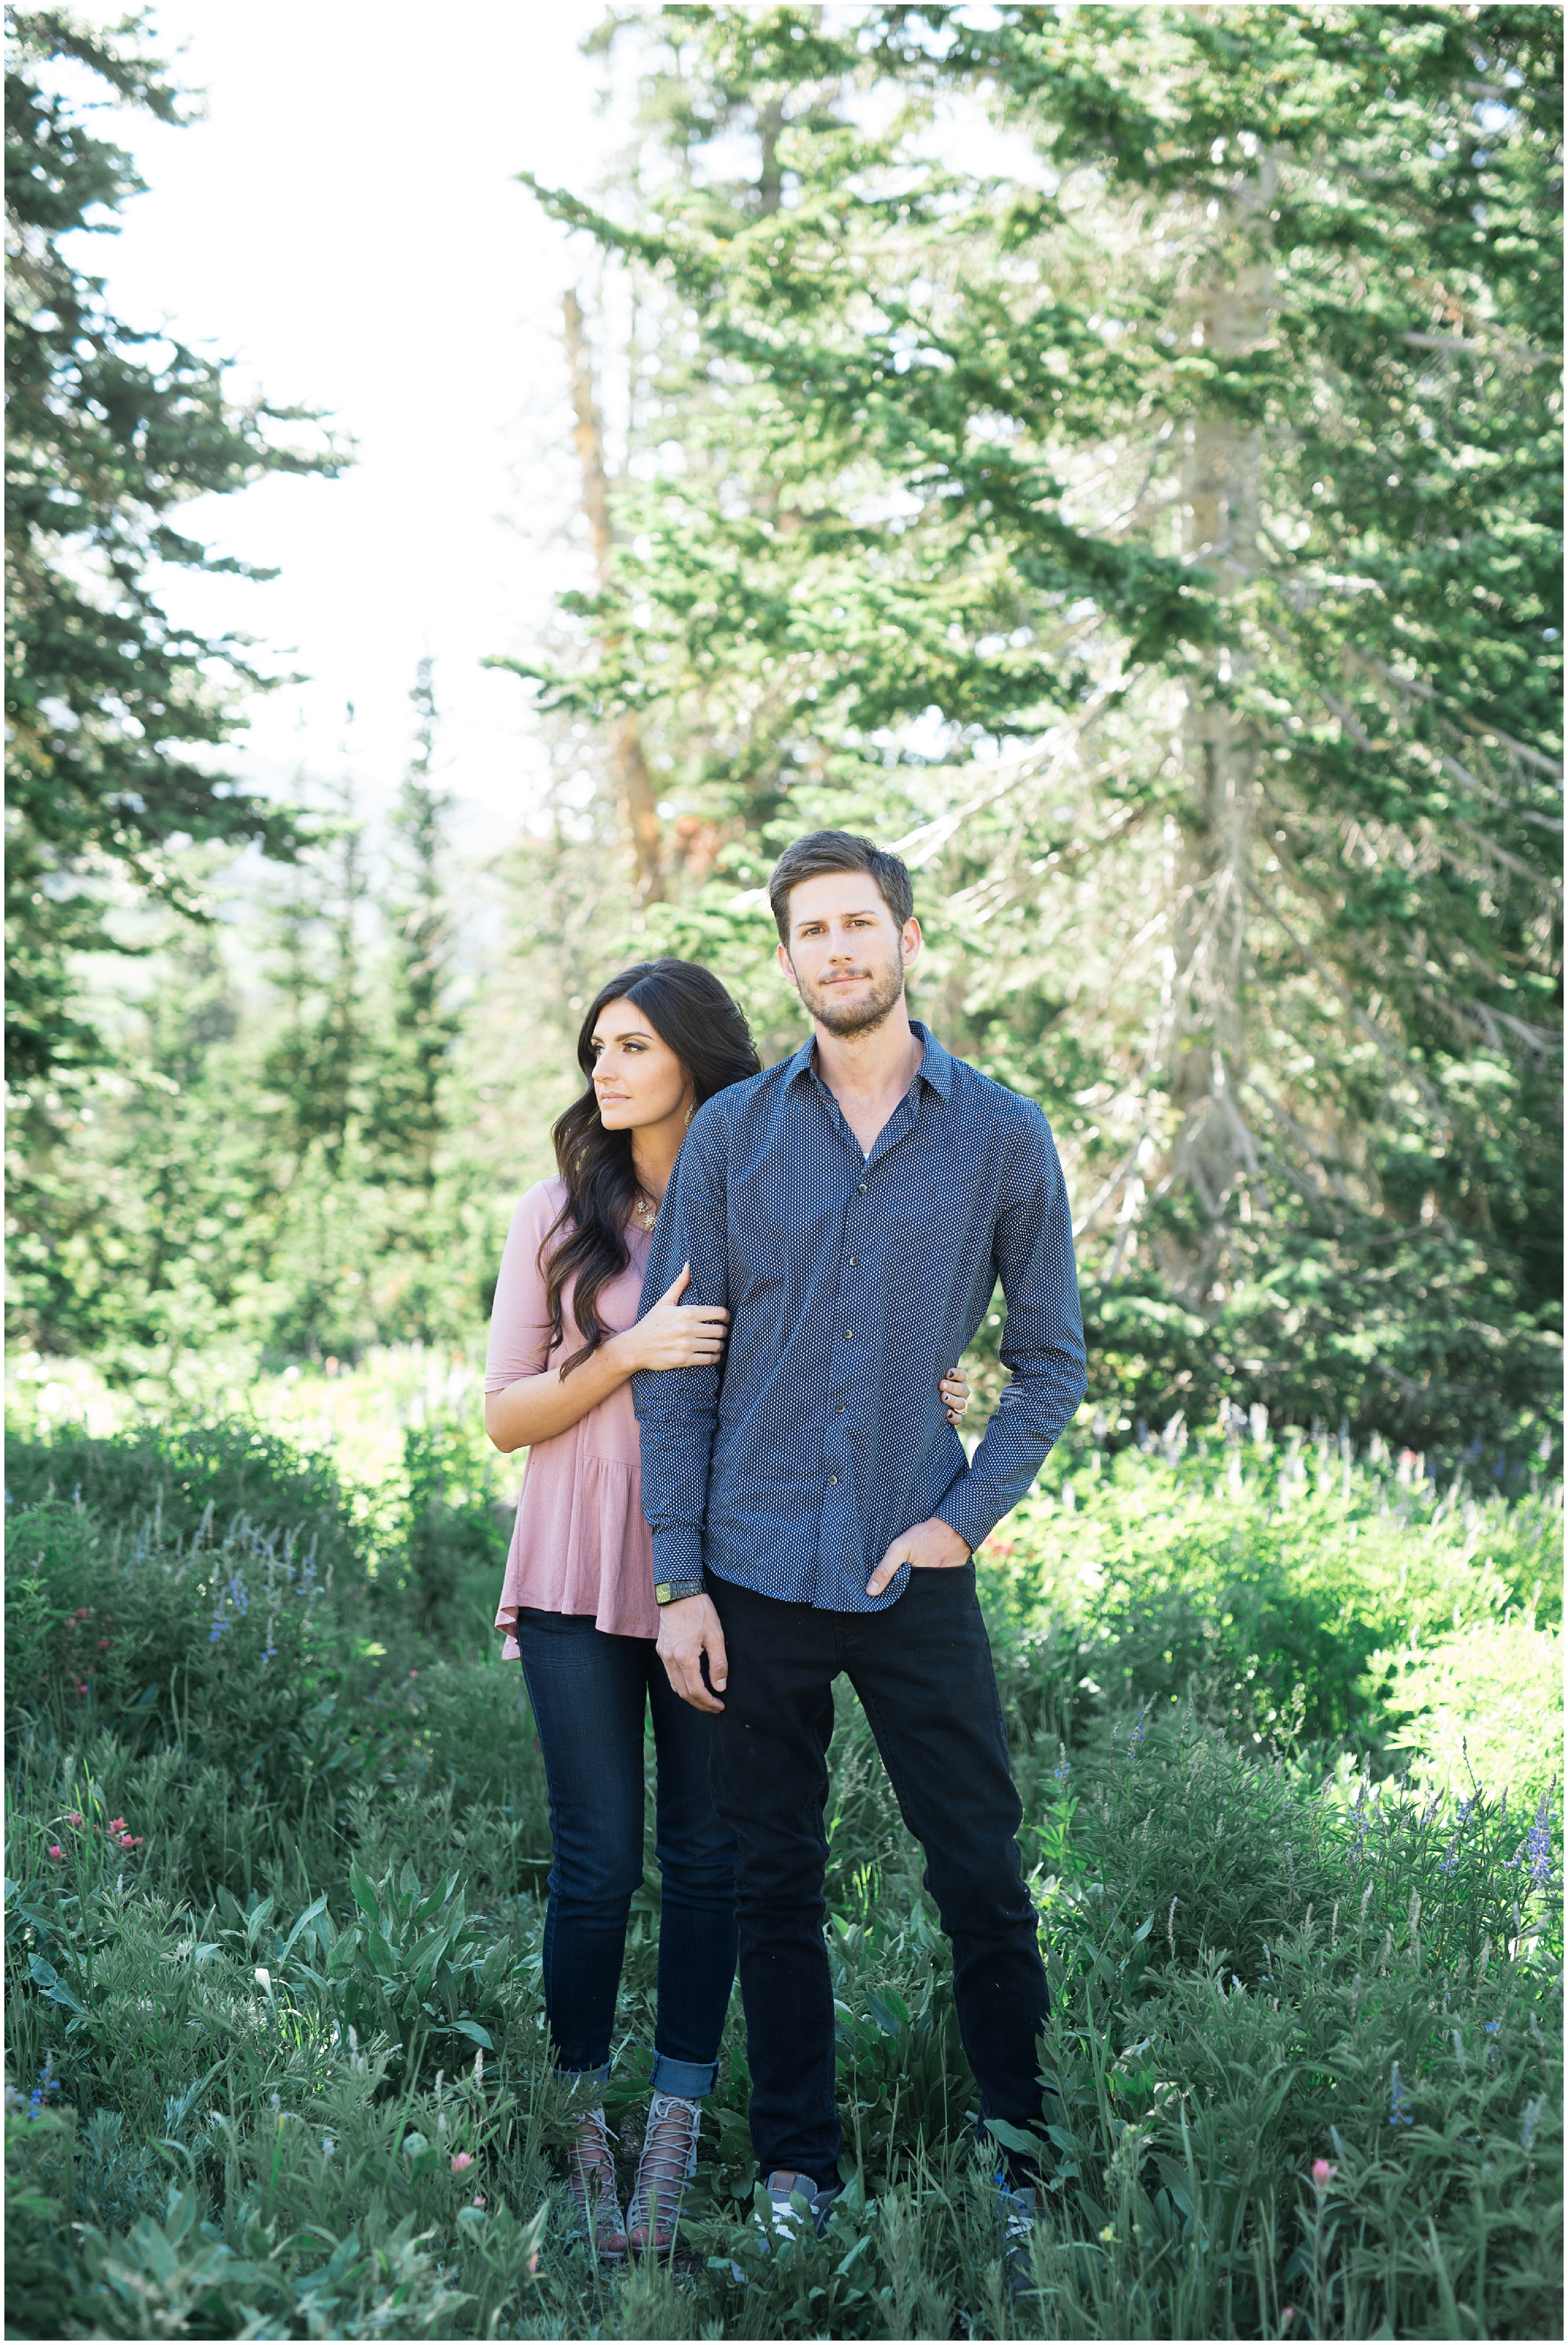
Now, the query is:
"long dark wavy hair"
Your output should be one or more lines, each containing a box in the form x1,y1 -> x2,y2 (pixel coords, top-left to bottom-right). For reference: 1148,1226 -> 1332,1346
542,959 -> 760,1376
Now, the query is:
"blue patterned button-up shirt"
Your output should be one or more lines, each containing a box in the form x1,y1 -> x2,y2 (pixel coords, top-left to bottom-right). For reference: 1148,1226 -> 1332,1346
631,1022 -> 1086,1613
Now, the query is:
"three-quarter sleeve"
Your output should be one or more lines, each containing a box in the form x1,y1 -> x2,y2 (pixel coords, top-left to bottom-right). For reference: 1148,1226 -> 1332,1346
630,1102 -> 731,1585
484,1181 -> 566,1393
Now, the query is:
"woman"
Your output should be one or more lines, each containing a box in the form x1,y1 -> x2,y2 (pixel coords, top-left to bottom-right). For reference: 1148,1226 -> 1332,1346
485,958 -> 970,2257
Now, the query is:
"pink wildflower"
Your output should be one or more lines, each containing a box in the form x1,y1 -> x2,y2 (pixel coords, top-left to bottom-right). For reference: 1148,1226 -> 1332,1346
65,1811 -> 83,1827
74,1681 -> 88,1696
1311,2159 -> 1337,2189
470,2193 -> 487,2208
47,1844 -> 65,1861
450,2151 -> 474,2172
108,1818 -> 127,1833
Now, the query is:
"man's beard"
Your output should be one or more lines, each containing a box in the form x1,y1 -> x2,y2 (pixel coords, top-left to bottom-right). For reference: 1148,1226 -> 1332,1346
797,954 -> 906,1038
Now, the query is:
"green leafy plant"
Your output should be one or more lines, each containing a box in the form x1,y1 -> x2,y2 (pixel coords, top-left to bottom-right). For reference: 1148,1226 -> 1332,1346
319,1862 -> 512,2086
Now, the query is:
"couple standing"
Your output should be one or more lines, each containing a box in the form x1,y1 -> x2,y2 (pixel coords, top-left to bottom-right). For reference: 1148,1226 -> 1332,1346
485,829 -> 1087,2257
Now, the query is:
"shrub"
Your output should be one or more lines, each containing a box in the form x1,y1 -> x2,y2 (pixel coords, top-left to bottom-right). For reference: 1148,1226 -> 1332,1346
1377,1612 -> 1563,1811
986,1432 -> 1562,1765
5,1417 -> 364,1581
393,1418 -> 514,1649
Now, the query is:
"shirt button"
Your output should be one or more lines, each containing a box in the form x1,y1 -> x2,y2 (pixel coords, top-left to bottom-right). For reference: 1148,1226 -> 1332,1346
844,1331 -> 854,1340
857,1182 -> 867,1193
828,1475 -> 839,1486
837,1404 -> 847,1413
848,1256 -> 859,1267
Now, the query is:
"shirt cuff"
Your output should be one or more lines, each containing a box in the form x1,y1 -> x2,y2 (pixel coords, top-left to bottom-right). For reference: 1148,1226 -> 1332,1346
936,1476 -> 1002,1558
650,1524 -> 704,1584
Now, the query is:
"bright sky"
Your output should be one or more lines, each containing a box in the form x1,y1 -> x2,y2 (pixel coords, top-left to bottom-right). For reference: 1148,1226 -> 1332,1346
73,0 -> 625,868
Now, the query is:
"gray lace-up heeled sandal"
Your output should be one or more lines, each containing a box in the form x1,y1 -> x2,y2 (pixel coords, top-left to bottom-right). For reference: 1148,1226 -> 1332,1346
566,2105 -> 627,2259
626,2093 -> 703,2254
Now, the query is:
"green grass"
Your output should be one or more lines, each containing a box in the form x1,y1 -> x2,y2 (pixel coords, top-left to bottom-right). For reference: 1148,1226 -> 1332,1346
5,1409 -> 1562,2339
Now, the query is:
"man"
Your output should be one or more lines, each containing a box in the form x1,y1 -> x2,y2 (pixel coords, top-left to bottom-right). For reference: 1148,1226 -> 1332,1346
631,828 -> 1086,2240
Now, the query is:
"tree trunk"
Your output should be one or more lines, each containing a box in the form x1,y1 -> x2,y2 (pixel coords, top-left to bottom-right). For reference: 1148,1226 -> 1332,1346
758,100 -> 784,216
562,289 -> 664,905
1143,228 -> 1273,1292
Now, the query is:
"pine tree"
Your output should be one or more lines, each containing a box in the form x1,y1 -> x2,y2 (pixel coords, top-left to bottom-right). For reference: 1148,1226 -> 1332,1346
4,9 -> 342,1087
373,662 -> 461,1201
526,3 -> 1561,1447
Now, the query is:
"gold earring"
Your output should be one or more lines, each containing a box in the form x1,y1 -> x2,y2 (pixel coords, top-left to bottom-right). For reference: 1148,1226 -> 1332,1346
684,1102 -> 695,1129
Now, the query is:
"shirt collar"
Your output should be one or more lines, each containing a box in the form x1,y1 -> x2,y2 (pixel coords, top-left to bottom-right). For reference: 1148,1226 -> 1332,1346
784,1019 -> 953,1101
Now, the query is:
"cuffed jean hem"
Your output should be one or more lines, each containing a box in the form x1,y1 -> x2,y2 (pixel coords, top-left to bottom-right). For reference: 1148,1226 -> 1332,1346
650,2053 -> 718,2099
554,2061 -> 612,2090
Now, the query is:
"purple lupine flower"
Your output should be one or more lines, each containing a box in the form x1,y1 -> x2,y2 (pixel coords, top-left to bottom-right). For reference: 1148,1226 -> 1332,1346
1525,1789 -> 1556,1890
1438,1835 -> 1459,1876
1389,2063 -> 1414,2127
1127,1699 -> 1151,1761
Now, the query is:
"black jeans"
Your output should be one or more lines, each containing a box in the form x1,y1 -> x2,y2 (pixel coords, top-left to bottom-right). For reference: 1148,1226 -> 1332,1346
516,1609 -> 738,2095
706,1565 -> 1047,2185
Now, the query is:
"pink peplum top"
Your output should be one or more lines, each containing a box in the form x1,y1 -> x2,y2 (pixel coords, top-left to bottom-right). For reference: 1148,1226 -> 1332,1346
485,1176 -> 657,1654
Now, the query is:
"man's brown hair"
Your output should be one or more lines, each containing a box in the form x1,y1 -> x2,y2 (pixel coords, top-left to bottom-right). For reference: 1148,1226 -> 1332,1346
767,829 -> 916,945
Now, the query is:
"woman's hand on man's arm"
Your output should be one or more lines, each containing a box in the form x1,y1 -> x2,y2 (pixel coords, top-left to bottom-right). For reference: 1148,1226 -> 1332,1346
484,1266 -> 729,1453
628,1265 -> 730,1372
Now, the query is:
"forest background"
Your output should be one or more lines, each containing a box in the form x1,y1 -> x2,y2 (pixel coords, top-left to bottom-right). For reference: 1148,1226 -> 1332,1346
7,0 -> 1564,1477
6,3 -> 1562,1460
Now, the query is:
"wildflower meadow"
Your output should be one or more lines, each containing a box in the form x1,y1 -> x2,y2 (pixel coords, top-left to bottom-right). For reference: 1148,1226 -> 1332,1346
4,1391 -> 1561,2339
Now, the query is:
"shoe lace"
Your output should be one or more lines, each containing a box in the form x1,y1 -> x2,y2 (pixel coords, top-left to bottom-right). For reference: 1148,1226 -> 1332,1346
567,2105 -> 618,2213
1000,2186 -> 1037,2248
629,2093 -> 700,2231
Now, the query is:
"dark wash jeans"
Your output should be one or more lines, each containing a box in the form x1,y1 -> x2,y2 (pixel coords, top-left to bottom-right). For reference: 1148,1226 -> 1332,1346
515,1609 -> 738,2097
706,1565 -> 1048,2185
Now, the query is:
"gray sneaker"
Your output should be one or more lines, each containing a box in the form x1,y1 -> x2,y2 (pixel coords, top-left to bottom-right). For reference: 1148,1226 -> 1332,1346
997,2179 -> 1039,2295
761,2168 -> 840,2240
